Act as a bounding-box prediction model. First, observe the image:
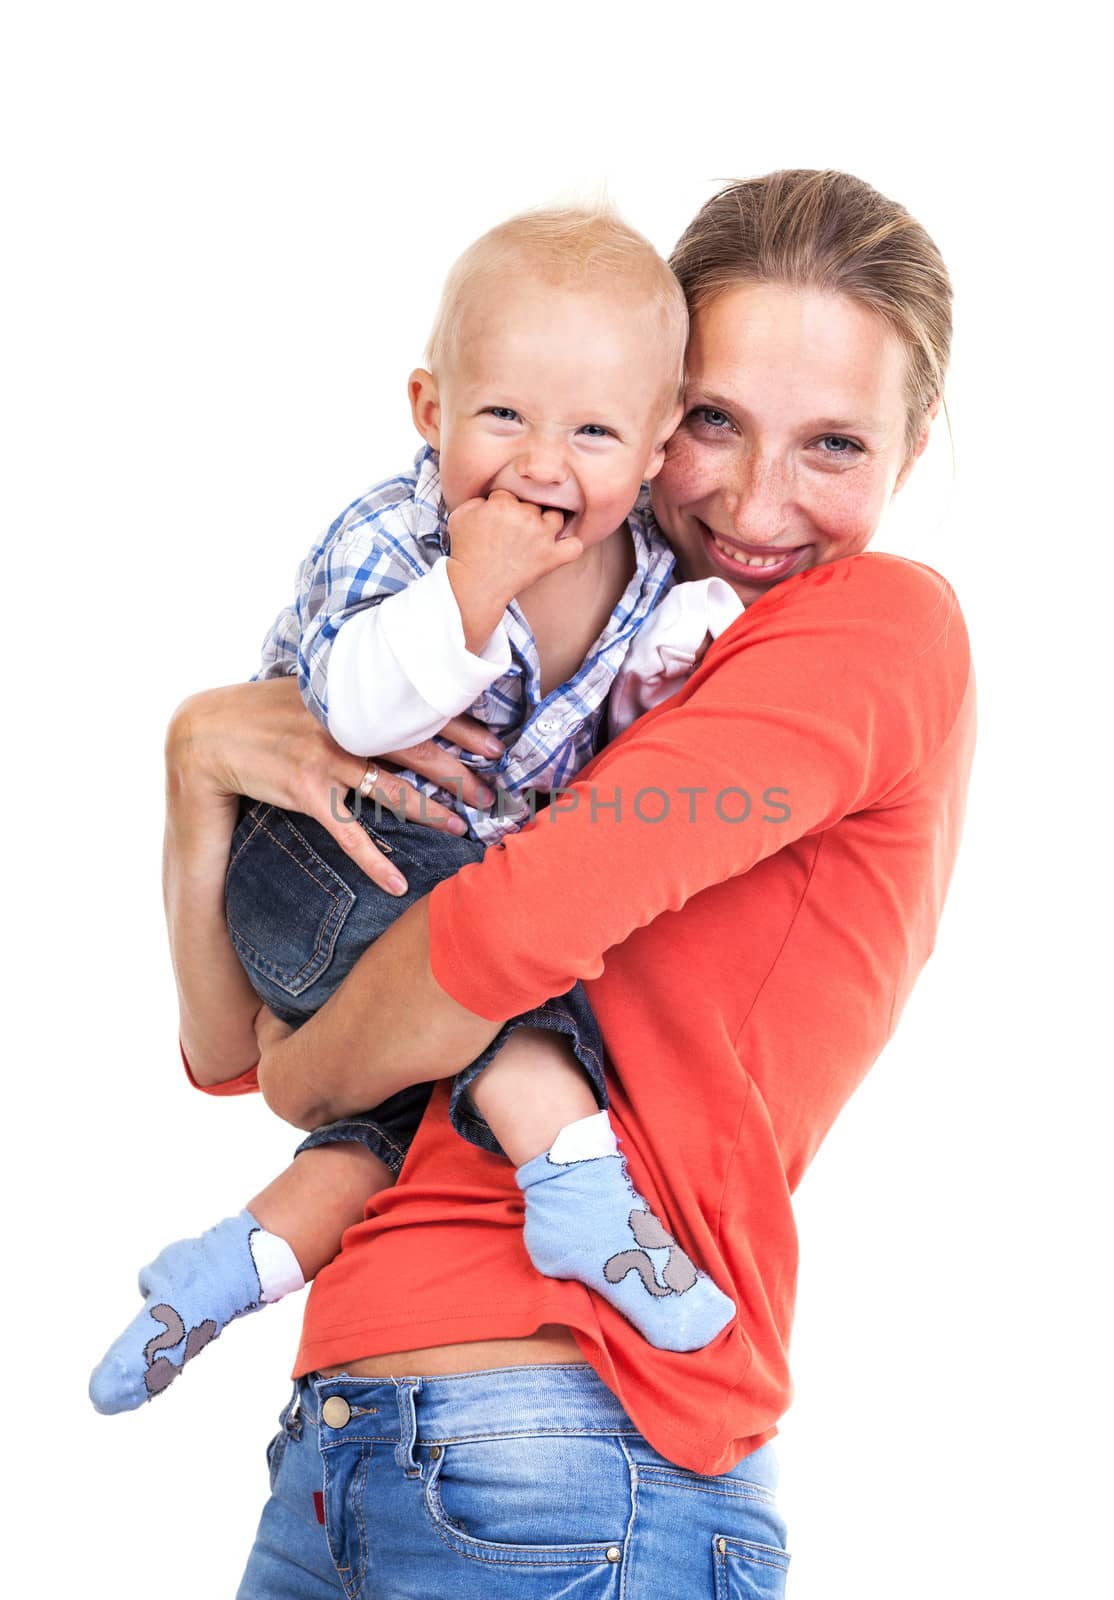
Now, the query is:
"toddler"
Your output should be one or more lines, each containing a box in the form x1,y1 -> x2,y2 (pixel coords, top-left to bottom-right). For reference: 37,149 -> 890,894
90,208 -> 743,1414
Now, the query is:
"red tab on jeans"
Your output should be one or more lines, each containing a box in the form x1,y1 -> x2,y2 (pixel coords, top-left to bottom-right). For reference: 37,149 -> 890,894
313,1491 -> 325,1525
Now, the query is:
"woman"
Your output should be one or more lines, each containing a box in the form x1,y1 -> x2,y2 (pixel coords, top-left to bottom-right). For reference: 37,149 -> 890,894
167,170 -> 973,1596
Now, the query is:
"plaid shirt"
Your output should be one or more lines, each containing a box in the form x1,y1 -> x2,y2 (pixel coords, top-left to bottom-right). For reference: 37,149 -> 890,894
256,446 -> 676,844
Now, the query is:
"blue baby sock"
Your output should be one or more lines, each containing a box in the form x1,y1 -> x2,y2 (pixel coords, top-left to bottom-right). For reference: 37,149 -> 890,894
89,1209 -> 304,1415
516,1112 -> 735,1352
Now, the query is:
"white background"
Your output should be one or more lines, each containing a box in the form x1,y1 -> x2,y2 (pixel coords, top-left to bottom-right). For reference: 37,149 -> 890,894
3,3 -> 1109,1594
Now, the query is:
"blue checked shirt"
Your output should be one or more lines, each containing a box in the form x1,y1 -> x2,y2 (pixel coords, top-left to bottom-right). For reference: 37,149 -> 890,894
256,446 -> 676,844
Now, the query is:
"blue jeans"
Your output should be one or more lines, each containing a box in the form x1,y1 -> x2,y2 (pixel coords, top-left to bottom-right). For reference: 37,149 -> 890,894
237,1365 -> 792,1598
225,794 -> 607,1170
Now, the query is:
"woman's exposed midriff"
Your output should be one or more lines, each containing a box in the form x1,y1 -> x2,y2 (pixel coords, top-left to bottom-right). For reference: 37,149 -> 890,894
318,1324 -> 586,1379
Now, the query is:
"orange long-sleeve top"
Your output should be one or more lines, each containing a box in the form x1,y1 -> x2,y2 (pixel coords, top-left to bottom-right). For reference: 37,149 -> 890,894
200,552 -> 975,1474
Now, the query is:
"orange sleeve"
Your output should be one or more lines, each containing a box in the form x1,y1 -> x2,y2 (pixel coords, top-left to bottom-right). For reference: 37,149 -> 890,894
429,555 -> 971,1021
179,1038 -> 261,1096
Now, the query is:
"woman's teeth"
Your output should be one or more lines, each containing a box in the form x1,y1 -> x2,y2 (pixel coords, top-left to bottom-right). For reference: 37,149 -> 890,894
712,537 -> 786,568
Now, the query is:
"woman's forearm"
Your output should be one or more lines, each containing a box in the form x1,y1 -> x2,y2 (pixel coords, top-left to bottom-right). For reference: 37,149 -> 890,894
163,697 -> 262,1085
159,678 -> 506,1100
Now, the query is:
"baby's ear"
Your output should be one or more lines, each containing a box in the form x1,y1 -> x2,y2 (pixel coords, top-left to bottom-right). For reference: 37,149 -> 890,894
409,369 -> 442,449
644,403 -> 684,481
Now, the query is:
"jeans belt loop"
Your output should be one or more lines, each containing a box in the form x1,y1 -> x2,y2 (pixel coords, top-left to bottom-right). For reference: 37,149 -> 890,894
394,1378 -> 424,1478
281,1378 -> 304,1441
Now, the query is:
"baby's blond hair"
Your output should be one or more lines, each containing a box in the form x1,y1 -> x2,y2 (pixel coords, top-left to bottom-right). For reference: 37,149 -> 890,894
426,206 -> 688,406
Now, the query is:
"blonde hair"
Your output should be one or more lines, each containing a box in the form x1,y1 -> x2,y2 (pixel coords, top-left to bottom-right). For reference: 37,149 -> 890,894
669,171 -> 952,453
427,206 -> 688,402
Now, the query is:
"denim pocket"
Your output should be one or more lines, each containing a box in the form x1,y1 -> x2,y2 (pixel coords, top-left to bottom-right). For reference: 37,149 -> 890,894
424,1436 -> 632,1572
712,1532 -> 791,1599
226,805 -> 356,998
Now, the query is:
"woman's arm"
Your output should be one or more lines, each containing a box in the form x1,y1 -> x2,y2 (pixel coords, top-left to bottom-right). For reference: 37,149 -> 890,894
257,897 -> 500,1127
163,708 -> 262,1085
164,676 -> 502,1086
257,557 -> 972,1128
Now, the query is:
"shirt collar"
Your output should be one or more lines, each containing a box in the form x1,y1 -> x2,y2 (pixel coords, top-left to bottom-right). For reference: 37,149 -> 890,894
412,445 -> 449,552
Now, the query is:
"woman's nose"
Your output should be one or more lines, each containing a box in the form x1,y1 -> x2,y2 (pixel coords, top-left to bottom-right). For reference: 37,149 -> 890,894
724,455 -> 793,543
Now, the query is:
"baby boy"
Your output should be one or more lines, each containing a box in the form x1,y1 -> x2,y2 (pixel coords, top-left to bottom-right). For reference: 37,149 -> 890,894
90,207 -> 741,1414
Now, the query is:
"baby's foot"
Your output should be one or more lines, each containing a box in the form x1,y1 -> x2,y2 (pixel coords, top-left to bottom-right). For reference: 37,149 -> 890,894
516,1112 -> 735,1352
88,1210 -> 303,1414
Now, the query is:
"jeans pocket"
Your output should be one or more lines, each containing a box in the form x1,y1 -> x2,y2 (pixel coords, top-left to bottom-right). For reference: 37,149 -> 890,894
712,1532 -> 792,1599
424,1436 -> 632,1571
226,805 -> 356,999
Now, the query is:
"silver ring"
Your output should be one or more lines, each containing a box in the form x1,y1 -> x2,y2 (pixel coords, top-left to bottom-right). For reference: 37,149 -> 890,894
357,761 -> 380,800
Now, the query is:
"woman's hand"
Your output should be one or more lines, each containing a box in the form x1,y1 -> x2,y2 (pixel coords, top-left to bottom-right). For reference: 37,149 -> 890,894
165,678 -> 503,1084
167,677 -> 501,895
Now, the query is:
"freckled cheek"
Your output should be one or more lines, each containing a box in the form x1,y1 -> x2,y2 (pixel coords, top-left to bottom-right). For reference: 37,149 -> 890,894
654,435 -> 713,515
811,475 -> 887,558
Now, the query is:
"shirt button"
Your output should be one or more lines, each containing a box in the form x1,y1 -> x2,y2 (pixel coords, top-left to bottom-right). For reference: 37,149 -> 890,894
321,1396 -> 351,1429
605,1546 -> 622,1563
536,717 -> 559,733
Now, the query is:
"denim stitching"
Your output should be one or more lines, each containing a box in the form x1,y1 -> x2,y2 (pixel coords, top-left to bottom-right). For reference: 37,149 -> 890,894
635,1465 -> 775,1503
716,1537 -> 791,1570
422,1460 -> 615,1569
395,1380 -> 423,1478
350,1447 -> 370,1598
327,1119 -> 407,1160
227,805 -> 268,873
299,1118 -> 408,1168
616,1433 -> 638,1599
227,809 -> 356,988
320,1451 -> 353,1594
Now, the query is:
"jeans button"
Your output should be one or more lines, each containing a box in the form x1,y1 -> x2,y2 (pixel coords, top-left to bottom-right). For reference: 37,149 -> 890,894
322,1396 -> 352,1428
606,1546 -> 622,1563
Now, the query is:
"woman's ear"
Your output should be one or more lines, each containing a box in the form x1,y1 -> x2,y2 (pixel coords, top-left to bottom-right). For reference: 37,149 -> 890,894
894,397 -> 941,495
409,369 -> 442,449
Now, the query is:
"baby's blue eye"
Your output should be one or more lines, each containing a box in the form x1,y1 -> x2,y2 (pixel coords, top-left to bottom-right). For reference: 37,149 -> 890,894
486,407 -> 520,422
578,424 -> 612,438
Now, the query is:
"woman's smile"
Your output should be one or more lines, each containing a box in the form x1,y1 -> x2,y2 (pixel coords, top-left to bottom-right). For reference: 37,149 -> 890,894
693,522 -> 811,583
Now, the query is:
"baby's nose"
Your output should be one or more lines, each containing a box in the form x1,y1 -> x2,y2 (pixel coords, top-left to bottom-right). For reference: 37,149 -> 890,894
515,442 -> 568,484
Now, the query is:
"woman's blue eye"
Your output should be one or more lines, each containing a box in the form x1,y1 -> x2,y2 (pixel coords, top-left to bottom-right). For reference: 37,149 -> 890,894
690,406 -> 732,430
817,435 -> 861,455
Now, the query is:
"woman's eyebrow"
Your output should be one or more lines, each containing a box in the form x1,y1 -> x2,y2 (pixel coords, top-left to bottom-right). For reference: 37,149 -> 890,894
803,416 -> 885,435
686,389 -> 737,412
691,390 -> 885,436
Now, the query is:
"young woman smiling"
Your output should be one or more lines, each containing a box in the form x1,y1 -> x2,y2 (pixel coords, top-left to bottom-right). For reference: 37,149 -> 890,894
161,170 -> 973,1597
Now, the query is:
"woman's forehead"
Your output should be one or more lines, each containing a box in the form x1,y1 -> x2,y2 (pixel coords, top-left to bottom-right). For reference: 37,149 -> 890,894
687,282 -> 908,425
